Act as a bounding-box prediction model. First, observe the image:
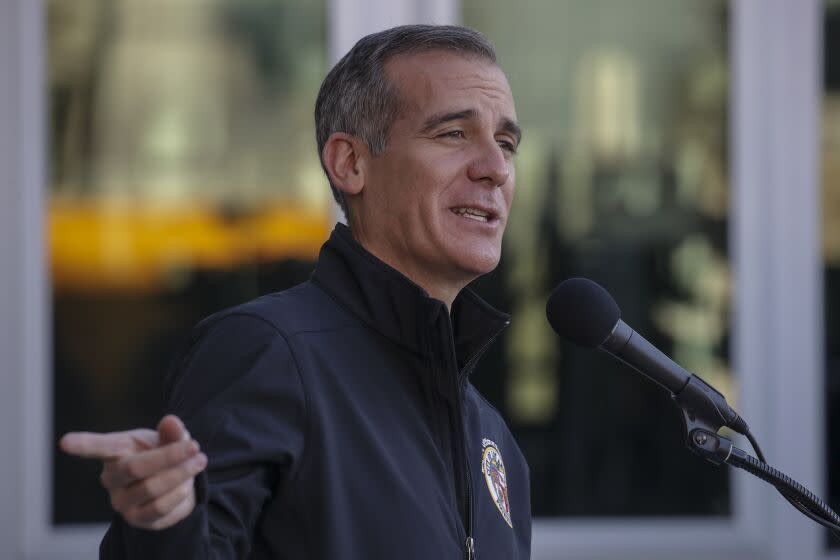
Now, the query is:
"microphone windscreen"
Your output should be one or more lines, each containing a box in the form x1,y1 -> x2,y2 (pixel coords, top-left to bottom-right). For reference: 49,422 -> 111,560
546,277 -> 621,348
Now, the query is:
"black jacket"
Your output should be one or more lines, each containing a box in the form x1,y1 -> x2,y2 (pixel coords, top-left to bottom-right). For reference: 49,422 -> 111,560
101,224 -> 531,559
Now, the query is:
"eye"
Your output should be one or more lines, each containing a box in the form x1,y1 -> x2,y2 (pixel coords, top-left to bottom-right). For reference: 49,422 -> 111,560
497,139 -> 518,154
439,130 -> 465,140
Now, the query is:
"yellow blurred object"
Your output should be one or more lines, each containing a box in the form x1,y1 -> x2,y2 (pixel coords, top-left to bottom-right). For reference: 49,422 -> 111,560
49,198 -> 330,293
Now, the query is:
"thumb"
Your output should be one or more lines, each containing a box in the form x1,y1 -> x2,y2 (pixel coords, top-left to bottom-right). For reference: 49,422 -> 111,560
157,414 -> 189,446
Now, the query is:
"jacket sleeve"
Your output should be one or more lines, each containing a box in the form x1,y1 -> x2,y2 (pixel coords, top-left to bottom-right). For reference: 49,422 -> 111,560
99,311 -> 308,559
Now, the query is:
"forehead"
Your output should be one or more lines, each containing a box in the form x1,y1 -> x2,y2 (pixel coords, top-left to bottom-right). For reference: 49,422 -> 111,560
385,50 -> 516,121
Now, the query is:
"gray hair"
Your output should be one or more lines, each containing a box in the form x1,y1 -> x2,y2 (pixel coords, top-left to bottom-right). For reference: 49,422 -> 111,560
314,24 -> 497,219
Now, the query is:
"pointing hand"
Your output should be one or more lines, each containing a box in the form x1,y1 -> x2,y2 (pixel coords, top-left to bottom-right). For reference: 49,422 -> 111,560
60,415 -> 207,530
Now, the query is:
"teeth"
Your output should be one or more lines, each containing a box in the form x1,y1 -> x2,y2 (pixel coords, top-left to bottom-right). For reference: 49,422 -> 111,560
452,207 -> 490,222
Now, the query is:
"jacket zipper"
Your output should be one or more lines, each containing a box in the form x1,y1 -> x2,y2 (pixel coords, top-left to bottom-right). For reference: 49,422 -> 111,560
446,358 -> 473,560
453,318 -> 511,560
464,453 -> 475,560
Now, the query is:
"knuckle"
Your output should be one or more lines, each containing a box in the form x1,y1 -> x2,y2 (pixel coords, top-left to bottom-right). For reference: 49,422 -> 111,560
139,478 -> 158,498
180,439 -> 197,457
122,508 -> 143,526
170,443 -> 188,462
100,463 -> 118,488
110,494 -> 125,513
124,461 -> 144,480
191,453 -> 207,472
146,495 -> 174,519
148,499 -> 168,518
148,517 -> 169,531
174,481 -> 191,501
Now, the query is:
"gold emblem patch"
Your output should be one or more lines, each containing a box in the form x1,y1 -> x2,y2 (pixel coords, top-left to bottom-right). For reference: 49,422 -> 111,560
481,438 -> 512,528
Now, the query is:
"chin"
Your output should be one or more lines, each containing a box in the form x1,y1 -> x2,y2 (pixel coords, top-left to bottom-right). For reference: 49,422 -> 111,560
455,250 -> 502,279
436,234 -> 504,281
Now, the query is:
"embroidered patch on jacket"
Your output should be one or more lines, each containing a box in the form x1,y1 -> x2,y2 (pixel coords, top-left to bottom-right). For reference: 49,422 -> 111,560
481,438 -> 512,528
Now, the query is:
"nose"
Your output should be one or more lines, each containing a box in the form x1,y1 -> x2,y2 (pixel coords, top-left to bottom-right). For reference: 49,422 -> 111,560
467,139 -> 510,187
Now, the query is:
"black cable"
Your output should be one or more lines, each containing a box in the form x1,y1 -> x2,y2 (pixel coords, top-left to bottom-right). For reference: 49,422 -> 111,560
742,429 -> 808,521
744,429 -> 840,535
744,430 -> 766,463
778,488 -> 840,535
729,453 -> 840,533
735,433 -> 840,538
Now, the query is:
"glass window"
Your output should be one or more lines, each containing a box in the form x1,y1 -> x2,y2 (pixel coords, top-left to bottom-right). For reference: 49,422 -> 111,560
824,0 -> 840,548
463,0 -> 732,516
48,0 -> 328,524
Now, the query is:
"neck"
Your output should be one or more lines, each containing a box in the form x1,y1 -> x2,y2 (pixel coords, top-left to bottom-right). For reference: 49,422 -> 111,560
348,226 -> 465,310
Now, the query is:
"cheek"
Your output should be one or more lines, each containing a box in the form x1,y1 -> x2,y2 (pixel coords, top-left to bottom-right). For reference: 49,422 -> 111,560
501,177 -> 516,213
369,157 -> 424,211
404,158 -> 463,212
428,153 -> 473,198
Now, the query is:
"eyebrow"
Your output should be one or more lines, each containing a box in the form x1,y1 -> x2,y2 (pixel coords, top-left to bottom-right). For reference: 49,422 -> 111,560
419,109 -> 522,146
501,118 -> 523,146
419,109 -> 476,134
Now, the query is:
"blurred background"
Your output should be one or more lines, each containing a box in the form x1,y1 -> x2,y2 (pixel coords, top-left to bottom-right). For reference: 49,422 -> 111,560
0,0 -> 837,559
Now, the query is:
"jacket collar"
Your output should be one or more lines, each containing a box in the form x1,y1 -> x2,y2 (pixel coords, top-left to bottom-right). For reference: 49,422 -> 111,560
311,224 -> 510,369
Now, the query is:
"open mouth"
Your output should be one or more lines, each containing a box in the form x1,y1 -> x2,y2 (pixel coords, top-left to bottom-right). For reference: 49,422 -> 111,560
450,207 -> 496,223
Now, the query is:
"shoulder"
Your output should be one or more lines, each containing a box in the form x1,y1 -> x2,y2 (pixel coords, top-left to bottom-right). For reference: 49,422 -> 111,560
203,280 -> 356,339
164,311 -> 297,417
163,282 -> 334,415
166,280 -> 357,407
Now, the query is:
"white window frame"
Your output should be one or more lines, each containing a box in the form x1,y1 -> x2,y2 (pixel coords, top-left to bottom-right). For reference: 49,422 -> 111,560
0,0 -> 829,558
731,1 -> 824,559
0,1 -> 456,559
529,0 -> 825,558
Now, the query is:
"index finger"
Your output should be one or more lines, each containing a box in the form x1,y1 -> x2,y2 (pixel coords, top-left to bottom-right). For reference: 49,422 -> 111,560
102,439 -> 201,489
60,429 -> 157,460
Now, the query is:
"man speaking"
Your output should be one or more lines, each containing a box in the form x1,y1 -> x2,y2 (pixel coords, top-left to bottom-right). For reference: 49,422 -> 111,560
61,24 -> 531,559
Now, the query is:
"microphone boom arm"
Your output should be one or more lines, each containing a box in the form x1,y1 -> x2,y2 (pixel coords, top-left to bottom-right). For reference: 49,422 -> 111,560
604,323 -> 840,537
687,428 -> 840,537
545,277 -> 840,536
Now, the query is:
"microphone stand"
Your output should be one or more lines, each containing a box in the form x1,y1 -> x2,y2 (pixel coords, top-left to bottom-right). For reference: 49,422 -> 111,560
674,384 -> 840,536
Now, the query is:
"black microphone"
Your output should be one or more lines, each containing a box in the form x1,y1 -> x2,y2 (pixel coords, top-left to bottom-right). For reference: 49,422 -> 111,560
546,277 -> 747,435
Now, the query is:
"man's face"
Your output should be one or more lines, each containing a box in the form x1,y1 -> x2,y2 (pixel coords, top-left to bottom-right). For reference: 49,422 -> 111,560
352,51 -> 519,298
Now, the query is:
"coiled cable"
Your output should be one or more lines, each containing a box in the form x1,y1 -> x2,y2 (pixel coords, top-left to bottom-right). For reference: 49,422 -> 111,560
734,430 -> 840,537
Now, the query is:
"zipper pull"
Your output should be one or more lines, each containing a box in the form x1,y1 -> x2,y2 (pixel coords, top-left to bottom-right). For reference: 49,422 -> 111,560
465,536 -> 475,560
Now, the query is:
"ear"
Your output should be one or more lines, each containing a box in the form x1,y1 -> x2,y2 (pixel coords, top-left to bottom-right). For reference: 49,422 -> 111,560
321,132 -> 367,196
